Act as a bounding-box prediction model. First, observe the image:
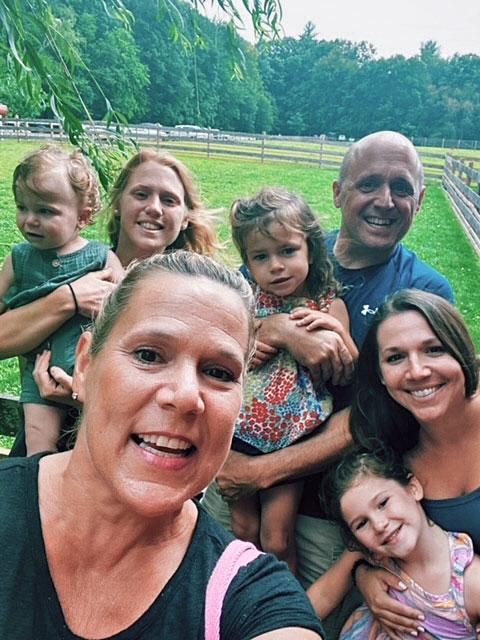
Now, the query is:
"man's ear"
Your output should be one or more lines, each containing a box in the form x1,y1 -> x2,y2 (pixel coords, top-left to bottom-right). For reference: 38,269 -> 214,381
416,187 -> 426,214
77,207 -> 93,230
72,331 -> 93,404
408,475 -> 424,501
333,181 -> 342,208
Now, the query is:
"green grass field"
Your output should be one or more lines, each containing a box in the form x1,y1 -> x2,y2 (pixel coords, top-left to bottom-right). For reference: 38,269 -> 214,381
0,139 -> 479,399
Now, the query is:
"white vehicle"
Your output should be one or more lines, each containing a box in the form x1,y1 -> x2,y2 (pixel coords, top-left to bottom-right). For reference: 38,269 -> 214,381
174,124 -> 207,139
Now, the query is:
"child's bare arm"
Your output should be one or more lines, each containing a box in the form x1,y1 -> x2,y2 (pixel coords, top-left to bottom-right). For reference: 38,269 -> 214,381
255,313 -> 354,386
249,338 -> 278,368
290,308 -> 343,332
355,563 -> 425,639
328,298 -> 359,360
307,550 -> 362,619
290,298 -> 358,361
464,553 -> 480,627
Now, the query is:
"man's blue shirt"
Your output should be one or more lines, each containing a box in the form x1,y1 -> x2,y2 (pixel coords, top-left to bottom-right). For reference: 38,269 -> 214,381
325,231 -> 455,347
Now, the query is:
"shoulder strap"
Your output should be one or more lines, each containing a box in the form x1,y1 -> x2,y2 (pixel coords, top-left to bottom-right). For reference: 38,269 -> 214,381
205,539 -> 263,640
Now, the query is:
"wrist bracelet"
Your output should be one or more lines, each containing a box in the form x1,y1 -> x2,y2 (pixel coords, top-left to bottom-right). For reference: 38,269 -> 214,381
67,283 -> 79,315
351,559 -> 371,587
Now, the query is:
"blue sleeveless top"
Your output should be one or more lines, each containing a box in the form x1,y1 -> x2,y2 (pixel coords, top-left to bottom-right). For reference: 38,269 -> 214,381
423,487 -> 480,553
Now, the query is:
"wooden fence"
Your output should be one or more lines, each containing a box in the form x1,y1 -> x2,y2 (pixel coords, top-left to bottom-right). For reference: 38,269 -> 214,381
0,119 -> 449,181
1,122 -> 480,443
442,155 -> 480,255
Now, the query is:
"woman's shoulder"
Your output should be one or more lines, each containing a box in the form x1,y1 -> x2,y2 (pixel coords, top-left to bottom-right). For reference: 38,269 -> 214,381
423,491 -> 480,554
192,504 -> 324,638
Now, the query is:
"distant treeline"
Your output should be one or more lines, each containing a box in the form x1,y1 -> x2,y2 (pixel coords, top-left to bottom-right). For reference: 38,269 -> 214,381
1,0 -> 479,140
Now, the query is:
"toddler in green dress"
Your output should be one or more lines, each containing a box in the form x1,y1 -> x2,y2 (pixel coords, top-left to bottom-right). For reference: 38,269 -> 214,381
0,145 -> 124,455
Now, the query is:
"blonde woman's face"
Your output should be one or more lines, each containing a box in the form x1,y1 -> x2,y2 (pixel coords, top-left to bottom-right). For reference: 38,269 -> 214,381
116,161 -> 188,263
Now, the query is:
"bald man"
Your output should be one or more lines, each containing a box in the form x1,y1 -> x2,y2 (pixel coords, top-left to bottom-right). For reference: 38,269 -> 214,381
203,131 -> 454,638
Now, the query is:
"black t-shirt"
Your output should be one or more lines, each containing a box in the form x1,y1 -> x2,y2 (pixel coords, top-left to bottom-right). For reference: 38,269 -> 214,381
0,455 -> 324,639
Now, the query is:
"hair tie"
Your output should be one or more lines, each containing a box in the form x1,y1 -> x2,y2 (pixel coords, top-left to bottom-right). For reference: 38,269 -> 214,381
67,283 -> 79,315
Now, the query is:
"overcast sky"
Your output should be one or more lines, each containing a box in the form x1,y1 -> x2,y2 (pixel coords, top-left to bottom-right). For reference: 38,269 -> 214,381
234,0 -> 480,59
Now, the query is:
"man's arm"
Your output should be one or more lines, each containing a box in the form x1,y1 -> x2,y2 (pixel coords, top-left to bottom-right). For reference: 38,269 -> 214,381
256,313 -> 354,386
307,550 -> 362,619
217,409 -> 352,502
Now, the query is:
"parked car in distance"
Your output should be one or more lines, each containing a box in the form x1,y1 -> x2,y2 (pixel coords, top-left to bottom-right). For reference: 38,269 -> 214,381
134,123 -> 168,137
173,124 -> 209,139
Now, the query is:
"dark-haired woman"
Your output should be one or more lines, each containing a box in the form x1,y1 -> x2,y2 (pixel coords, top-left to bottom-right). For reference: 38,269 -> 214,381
349,289 -> 480,638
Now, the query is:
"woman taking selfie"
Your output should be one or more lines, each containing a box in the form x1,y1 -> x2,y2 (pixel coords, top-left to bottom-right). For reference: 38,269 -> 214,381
0,252 -> 323,639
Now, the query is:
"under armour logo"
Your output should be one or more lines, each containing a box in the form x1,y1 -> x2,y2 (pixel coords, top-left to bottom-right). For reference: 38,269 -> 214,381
361,305 -> 377,316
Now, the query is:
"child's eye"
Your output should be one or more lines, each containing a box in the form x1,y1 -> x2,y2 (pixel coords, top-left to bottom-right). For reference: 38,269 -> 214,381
282,247 -> 297,256
134,190 -> 148,199
355,519 -> 368,531
379,498 -> 389,509
134,348 -> 161,364
252,253 -> 267,262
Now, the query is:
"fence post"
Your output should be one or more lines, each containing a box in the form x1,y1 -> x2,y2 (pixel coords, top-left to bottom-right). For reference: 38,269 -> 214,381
466,162 -> 474,187
261,132 -> 266,163
207,127 -> 211,158
318,140 -> 323,168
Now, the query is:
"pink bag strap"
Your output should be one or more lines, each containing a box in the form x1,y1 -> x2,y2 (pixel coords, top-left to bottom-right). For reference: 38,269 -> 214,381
205,539 -> 263,640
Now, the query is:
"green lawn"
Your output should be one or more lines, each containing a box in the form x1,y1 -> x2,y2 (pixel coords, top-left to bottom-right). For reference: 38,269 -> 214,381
0,139 -> 479,398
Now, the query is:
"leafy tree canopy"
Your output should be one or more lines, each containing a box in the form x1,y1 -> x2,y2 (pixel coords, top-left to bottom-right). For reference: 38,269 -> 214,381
0,0 -> 282,187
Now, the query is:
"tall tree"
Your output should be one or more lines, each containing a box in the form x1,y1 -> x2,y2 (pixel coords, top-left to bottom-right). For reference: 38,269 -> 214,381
0,0 -> 282,186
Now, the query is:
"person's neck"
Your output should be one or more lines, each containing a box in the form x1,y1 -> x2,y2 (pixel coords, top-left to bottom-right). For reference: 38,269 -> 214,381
115,242 -> 161,269
333,234 -> 397,269
40,445 -> 197,568
395,521 -> 450,594
56,236 -> 88,256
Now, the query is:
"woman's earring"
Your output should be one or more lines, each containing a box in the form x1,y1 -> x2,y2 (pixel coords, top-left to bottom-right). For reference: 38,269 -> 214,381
72,392 -> 79,401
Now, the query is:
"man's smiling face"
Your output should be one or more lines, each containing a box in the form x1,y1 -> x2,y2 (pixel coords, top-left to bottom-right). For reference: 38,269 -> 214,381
334,133 -> 425,260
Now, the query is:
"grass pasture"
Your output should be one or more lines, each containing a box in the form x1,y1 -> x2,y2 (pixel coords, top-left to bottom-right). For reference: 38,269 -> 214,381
0,139 -> 479,400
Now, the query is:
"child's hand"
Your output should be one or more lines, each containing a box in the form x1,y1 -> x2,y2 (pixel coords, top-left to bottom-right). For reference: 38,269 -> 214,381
356,564 -> 425,639
290,307 -> 344,333
33,351 -> 79,407
250,339 -> 278,368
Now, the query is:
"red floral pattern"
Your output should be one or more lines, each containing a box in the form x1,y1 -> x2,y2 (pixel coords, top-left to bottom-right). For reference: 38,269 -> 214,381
234,289 -> 335,453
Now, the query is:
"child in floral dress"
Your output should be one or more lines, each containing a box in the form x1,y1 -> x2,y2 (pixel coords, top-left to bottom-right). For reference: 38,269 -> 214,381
228,187 -> 357,573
